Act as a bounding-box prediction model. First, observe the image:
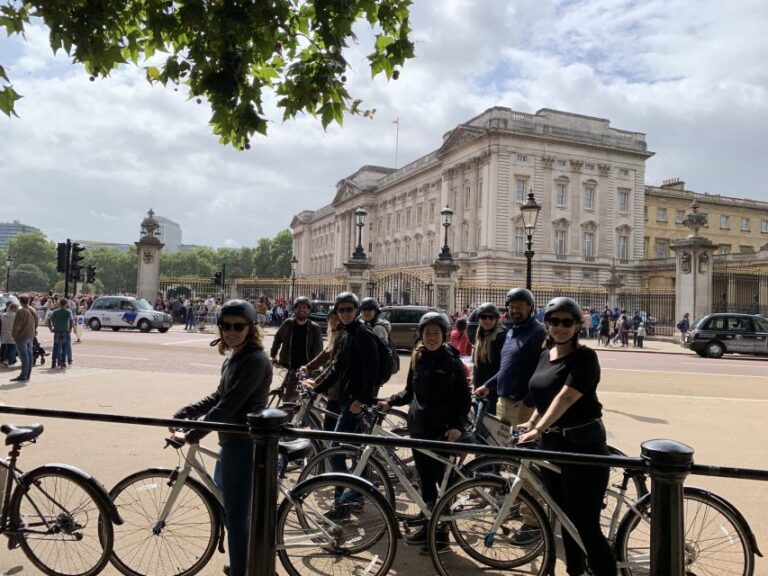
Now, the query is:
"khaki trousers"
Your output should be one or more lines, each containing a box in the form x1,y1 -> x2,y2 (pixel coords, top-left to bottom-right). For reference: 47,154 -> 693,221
498,396 -> 534,427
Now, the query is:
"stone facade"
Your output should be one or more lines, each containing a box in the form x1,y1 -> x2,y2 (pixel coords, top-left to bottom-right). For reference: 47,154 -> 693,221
291,107 -> 654,288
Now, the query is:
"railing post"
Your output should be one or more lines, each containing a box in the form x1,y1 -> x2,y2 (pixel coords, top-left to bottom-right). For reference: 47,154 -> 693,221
246,408 -> 289,576
641,439 -> 694,576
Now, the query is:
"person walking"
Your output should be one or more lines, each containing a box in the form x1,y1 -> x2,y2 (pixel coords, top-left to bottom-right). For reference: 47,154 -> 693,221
518,297 -> 617,576
171,300 -> 272,576
449,317 -> 473,357
1,303 -> 18,367
470,302 -> 507,416
473,288 -> 547,426
599,310 -> 611,347
10,295 -> 38,382
379,312 -> 471,553
677,312 -> 690,342
635,322 -> 647,348
270,296 -> 323,402
48,298 -> 74,369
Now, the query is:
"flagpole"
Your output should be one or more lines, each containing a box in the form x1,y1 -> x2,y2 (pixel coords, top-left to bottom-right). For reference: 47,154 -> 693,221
393,118 -> 400,168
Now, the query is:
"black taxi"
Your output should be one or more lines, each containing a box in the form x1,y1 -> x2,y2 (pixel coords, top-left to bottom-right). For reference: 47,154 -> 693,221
683,313 -> 768,358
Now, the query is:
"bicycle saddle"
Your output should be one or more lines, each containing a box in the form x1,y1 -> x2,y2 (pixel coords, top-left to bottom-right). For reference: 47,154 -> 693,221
1,423 -> 44,445
279,438 -> 312,460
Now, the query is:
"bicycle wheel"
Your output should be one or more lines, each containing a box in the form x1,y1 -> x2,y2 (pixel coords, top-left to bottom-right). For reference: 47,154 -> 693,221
10,467 -> 114,576
602,446 -> 648,544
428,475 -> 553,576
615,486 -> 755,576
276,473 -> 398,576
109,468 -> 221,576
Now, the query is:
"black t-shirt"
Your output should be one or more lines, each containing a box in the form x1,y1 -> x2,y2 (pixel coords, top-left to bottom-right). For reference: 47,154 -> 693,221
528,346 -> 603,428
290,322 -> 308,369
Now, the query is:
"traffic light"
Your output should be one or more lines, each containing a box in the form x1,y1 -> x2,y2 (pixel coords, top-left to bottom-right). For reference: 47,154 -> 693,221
212,271 -> 222,286
70,243 -> 86,281
86,264 -> 97,284
57,243 -> 69,273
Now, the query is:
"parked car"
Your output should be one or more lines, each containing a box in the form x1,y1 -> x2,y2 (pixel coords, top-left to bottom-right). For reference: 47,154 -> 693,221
308,300 -> 335,333
0,293 -> 20,310
379,305 -> 448,350
682,313 -> 768,358
84,296 -> 172,333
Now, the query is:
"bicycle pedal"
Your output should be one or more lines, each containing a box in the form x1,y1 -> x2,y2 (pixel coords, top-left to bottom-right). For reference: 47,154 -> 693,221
6,533 -> 21,550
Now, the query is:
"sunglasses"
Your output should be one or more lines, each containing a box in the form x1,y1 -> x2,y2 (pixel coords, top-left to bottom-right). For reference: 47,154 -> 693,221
479,315 -> 497,320
360,306 -> 376,312
336,306 -> 357,313
546,317 -> 577,328
219,321 -> 249,332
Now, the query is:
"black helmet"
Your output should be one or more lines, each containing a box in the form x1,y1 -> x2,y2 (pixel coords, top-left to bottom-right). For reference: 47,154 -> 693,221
418,311 -> 450,338
543,297 -> 582,321
334,291 -> 360,309
293,296 -> 311,308
360,297 -> 380,312
218,299 -> 258,323
475,302 -> 500,318
505,287 -> 535,307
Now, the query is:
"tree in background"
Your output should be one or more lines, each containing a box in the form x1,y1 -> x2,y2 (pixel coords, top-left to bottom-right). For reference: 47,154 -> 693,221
8,263 -> 49,292
1,1 -> 414,148
5,231 -> 57,285
87,247 -> 138,294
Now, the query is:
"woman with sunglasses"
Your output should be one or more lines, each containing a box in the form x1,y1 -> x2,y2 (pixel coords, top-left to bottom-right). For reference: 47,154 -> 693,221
170,299 -> 272,576
517,297 -> 616,576
300,308 -> 342,430
470,302 -> 507,415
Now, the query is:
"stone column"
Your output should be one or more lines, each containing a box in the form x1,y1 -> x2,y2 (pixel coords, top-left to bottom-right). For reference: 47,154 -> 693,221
343,259 -> 373,298
135,209 -> 165,302
431,258 -> 460,314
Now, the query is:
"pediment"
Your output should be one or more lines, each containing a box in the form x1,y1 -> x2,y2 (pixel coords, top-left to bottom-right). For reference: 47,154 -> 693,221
581,220 -> 599,231
437,125 -> 484,157
615,224 -> 632,234
552,218 -> 571,229
332,180 -> 362,204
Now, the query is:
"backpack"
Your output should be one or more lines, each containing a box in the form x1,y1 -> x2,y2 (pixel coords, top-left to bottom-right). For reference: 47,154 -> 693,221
372,319 -> 400,375
361,325 -> 395,386
676,320 -> 683,330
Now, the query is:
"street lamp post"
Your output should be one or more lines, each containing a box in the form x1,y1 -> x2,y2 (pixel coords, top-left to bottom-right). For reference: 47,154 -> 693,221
351,207 -> 368,260
290,255 -> 298,302
438,205 -> 454,261
425,281 -> 434,306
5,254 -> 13,292
520,190 -> 542,291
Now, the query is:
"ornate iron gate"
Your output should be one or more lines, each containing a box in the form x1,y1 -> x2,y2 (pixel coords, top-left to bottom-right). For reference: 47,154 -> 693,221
712,266 -> 766,315
368,269 -> 434,307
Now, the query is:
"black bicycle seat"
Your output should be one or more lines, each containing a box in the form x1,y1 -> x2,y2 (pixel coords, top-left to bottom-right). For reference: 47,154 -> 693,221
1,423 -> 45,446
279,438 -> 312,460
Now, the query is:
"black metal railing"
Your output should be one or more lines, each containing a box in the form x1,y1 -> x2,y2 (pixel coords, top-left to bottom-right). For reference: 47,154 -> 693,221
1,403 -> 766,576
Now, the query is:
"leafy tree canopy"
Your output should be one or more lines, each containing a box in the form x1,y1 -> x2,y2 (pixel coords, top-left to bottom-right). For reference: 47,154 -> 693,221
0,0 -> 415,148
6,231 -> 57,284
8,262 -> 49,292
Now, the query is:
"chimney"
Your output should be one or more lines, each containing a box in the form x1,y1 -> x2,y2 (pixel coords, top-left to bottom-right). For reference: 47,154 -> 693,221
660,178 -> 686,191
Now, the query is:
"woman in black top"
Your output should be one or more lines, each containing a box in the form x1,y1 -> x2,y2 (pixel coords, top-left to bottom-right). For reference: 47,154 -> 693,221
470,302 -> 507,416
172,300 -> 272,576
518,297 -> 616,576
379,312 -> 471,552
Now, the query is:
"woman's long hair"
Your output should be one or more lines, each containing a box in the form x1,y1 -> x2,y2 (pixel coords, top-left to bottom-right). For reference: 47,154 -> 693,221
473,319 -> 503,365
326,312 -> 342,352
212,323 -> 264,355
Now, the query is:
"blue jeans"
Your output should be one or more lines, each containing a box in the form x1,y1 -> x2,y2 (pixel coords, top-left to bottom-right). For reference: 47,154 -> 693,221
185,312 -> 196,329
53,332 -> 71,366
213,437 -> 254,576
14,338 -> 33,379
330,404 -> 363,499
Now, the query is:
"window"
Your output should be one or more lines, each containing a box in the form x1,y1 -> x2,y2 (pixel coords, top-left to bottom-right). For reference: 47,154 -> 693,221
643,237 -> 649,258
464,186 -> 471,208
386,214 -> 391,233
554,230 -> 566,255
417,205 -> 423,224
740,245 -> 754,254
396,212 -> 401,229
618,189 -> 630,213
619,168 -> 630,176
462,225 -> 469,250
720,215 -> 730,229
582,232 -> 594,257
404,243 -> 410,262
429,201 -> 435,222
406,209 -> 411,227
428,239 -> 434,258
477,179 -> 483,206
583,186 -> 595,210
741,217 -> 750,231
585,163 -> 595,171
517,153 -> 527,162
762,220 -> 768,233
556,182 -> 567,207
476,224 -> 482,248
675,209 -> 685,224
657,207 -> 667,222
617,235 -> 629,260
655,239 -> 668,259
556,159 -> 567,168
514,227 -> 525,253
719,244 -> 731,255
515,178 -> 527,202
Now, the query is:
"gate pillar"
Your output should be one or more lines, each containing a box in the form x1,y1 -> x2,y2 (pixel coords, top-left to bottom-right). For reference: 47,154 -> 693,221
431,259 -> 459,313
135,209 -> 165,302
344,259 -> 373,298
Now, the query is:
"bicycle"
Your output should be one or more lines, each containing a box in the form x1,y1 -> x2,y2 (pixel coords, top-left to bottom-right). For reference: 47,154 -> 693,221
109,431 -> 399,576
424,436 -> 760,576
1,422 -> 121,576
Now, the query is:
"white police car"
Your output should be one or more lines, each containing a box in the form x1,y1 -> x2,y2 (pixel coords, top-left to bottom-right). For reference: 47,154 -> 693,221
84,296 -> 172,333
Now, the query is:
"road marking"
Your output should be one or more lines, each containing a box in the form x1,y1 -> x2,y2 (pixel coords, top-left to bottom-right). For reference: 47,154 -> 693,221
190,363 -> 220,368
602,390 -> 768,403
75,354 -> 149,361
161,338 -> 212,346
604,368 -> 768,379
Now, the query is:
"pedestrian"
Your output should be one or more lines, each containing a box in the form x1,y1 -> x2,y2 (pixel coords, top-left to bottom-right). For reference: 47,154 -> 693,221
677,312 -> 690,341
449,317 -> 473,357
582,308 -> 592,339
636,322 -> 646,348
470,302 -> 507,416
378,311 -> 471,553
517,297 -> 617,576
1,303 -> 19,366
171,300 -> 271,576
300,308 -> 343,430
473,288 -> 547,427
360,296 -> 399,385
631,311 -> 643,347
10,295 -> 38,382
270,296 -> 323,402
599,311 -> 611,347
48,298 -> 74,369
619,314 -> 631,348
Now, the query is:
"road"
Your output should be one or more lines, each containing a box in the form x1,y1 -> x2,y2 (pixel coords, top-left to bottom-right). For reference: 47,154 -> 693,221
1,326 -> 766,575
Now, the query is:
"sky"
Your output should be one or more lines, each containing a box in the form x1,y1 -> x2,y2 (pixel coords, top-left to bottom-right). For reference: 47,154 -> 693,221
1,0 -> 767,249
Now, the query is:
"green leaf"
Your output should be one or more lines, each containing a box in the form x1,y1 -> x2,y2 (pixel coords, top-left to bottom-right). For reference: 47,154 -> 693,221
0,85 -> 22,117
375,34 -> 394,51
145,66 -> 161,81
0,64 -> 7,83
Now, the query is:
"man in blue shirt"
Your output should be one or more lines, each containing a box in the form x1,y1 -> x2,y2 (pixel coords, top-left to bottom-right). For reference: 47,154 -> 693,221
474,288 -> 547,426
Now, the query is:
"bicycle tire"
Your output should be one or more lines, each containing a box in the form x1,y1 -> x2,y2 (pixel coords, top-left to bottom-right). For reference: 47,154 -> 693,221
109,468 -> 221,576
428,475 -> 554,576
296,447 -> 396,510
615,486 -> 755,576
276,473 -> 398,576
602,446 -> 647,543
10,466 -> 114,576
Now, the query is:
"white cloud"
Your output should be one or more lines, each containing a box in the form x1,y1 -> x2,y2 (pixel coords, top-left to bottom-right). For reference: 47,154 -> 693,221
1,0 -> 767,248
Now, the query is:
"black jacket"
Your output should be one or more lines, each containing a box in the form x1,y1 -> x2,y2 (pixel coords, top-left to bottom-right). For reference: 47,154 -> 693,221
473,327 -> 507,389
174,343 -> 272,443
389,344 -> 471,437
314,320 -> 380,405
270,318 -> 323,369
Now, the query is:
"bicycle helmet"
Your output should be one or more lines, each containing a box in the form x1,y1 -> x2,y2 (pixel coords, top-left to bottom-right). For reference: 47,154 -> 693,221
543,297 -> 582,321
293,296 -> 311,309
218,299 -> 258,323
334,291 -> 360,309
475,302 -> 500,318
418,311 -> 451,338
359,297 -> 381,312
505,287 -> 535,307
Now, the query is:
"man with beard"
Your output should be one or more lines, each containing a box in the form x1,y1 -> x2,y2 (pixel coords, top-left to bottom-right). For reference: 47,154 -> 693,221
270,296 -> 323,401
474,287 -> 547,426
